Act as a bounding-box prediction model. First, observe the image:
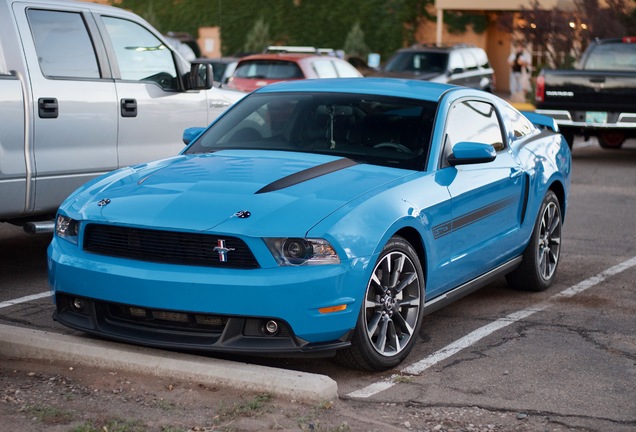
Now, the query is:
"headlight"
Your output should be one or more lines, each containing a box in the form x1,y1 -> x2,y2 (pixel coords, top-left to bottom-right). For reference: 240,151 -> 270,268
264,238 -> 340,266
55,215 -> 79,245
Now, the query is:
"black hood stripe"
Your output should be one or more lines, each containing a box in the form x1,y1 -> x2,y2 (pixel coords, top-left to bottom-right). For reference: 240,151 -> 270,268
255,158 -> 358,194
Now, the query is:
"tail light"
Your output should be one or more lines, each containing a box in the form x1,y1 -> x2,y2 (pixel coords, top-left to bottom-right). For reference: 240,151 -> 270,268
535,74 -> 545,103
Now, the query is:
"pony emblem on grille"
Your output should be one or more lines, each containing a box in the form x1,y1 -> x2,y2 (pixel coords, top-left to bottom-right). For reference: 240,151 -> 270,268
213,240 -> 235,262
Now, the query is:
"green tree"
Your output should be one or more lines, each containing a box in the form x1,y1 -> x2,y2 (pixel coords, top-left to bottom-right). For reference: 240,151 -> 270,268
243,17 -> 271,53
343,22 -> 369,58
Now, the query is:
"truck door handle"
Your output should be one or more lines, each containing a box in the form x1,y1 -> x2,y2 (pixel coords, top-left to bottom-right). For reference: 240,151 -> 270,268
120,98 -> 137,117
589,77 -> 605,83
38,98 -> 58,118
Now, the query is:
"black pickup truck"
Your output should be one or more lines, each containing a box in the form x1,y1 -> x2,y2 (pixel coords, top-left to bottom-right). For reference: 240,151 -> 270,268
534,37 -> 636,149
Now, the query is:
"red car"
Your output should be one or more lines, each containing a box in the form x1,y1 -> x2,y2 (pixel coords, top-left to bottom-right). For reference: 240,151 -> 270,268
225,52 -> 363,92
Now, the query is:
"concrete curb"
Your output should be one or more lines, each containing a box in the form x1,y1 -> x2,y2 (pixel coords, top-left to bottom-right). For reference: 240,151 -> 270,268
0,324 -> 338,403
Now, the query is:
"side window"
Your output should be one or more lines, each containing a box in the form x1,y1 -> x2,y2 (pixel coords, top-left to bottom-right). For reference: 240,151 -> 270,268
27,9 -> 100,78
461,50 -> 478,70
444,100 -> 505,156
102,16 -> 178,90
312,59 -> 338,78
333,60 -> 361,77
503,105 -> 536,139
472,48 -> 491,68
448,52 -> 464,72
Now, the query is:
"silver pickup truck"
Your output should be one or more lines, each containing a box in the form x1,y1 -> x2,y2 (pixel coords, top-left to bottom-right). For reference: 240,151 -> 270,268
0,0 -> 244,231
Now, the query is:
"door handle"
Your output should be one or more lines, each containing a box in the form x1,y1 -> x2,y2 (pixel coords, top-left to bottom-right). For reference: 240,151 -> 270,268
38,98 -> 58,118
120,98 -> 137,117
209,100 -> 231,109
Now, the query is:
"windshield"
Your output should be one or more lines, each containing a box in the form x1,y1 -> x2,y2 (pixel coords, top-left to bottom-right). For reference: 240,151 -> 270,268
584,43 -> 636,71
384,51 -> 448,74
185,92 -> 437,170
233,60 -> 304,79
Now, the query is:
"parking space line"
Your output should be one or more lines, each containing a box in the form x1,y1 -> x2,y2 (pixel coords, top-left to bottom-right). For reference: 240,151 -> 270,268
0,291 -> 50,309
347,256 -> 636,399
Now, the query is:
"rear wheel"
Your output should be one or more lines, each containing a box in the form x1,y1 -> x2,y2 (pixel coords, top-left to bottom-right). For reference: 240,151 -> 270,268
506,190 -> 562,292
598,131 -> 625,149
336,236 -> 425,371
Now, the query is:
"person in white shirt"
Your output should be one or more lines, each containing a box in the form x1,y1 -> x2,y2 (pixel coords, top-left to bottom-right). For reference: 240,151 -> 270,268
507,41 -> 532,100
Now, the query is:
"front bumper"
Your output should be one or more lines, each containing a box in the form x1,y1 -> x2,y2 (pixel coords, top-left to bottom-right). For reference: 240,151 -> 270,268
48,236 -> 370,355
54,293 -> 351,356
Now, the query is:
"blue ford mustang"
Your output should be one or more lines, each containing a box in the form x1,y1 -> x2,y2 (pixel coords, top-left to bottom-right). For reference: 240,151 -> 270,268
48,78 -> 571,371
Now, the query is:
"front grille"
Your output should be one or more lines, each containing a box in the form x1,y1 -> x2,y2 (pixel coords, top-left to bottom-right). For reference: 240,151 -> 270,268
83,224 -> 259,269
105,302 -> 228,334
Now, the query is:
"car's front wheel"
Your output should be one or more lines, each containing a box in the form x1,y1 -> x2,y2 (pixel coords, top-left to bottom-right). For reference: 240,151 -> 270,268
336,236 -> 425,371
506,190 -> 562,291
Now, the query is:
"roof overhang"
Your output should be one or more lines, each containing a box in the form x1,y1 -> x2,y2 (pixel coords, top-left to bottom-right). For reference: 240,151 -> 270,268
435,0 -> 575,11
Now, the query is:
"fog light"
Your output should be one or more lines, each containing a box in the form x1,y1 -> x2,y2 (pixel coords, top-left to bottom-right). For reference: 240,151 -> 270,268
72,298 -> 84,311
263,320 -> 279,336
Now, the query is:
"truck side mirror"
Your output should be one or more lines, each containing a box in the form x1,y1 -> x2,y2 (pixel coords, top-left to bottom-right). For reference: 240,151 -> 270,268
188,62 -> 213,90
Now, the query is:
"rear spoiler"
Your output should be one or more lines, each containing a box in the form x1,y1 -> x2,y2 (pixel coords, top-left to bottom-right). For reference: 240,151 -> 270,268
522,111 -> 559,133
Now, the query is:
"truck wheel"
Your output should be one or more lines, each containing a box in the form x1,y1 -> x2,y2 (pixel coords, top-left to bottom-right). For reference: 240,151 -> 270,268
335,236 -> 425,371
506,190 -> 562,292
598,131 -> 625,149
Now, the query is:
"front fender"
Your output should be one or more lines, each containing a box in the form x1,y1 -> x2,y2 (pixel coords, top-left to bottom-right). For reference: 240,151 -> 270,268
308,172 -> 452,284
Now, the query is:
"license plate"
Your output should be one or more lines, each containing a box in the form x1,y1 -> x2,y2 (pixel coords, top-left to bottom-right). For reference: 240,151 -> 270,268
585,111 -> 608,124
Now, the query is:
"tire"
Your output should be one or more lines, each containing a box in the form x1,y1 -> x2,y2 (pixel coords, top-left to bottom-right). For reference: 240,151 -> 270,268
598,131 -> 625,149
506,190 -> 562,292
335,236 -> 425,371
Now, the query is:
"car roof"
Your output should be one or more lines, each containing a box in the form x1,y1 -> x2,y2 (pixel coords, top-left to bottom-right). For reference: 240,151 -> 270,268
396,44 -> 483,53
237,53 -> 337,63
252,77 -> 456,102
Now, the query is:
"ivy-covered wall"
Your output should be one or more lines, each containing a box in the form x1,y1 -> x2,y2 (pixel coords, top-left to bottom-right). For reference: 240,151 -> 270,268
113,0 -> 460,59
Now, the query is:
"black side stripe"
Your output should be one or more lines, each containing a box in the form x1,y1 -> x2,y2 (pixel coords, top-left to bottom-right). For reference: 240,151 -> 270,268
255,158 -> 358,194
432,195 -> 518,239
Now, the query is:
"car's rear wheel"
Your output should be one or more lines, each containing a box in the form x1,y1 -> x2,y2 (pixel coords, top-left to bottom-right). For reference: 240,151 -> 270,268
506,190 -> 562,292
336,236 -> 425,371
598,131 -> 625,149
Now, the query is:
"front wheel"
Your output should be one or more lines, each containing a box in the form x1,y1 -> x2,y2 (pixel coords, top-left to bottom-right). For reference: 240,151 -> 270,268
335,236 -> 425,371
506,190 -> 562,292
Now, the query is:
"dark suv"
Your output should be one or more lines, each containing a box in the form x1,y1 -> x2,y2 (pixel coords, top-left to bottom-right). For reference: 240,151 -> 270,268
373,44 -> 495,92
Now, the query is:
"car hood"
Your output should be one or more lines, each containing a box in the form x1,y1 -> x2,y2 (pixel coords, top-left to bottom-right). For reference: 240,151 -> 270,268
66,150 -> 412,237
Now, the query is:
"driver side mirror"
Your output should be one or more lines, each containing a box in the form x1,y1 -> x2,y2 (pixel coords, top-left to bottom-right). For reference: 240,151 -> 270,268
447,141 -> 496,166
188,62 -> 213,90
182,127 -> 205,145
